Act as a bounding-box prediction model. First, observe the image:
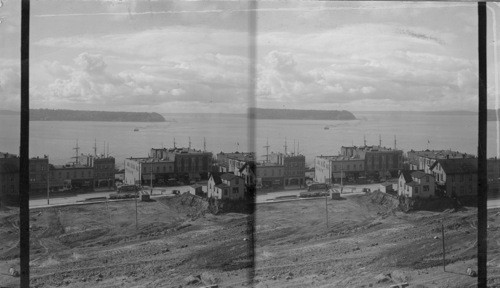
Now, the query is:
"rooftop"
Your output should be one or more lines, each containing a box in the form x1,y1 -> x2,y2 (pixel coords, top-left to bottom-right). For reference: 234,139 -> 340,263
221,173 -> 240,181
409,149 -> 475,159
429,158 -> 478,174
0,152 -> 18,158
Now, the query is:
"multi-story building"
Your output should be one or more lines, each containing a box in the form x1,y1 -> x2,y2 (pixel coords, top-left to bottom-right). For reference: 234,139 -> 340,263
269,153 -> 306,187
216,152 -> 255,174
50,163 -> 94,191
398,170 -> 436,198
314,155 -> 364,184
79,154 -> 115,189
0,152 -> 19,203
407,150 -> 475,174
124,157 -> 175,186
29,156 -> 50,195
342,145 -> 403,179
207,172 -> 245,200
151,147 -> 213,181
255,163 -> 284,189
429,158 -> 477,197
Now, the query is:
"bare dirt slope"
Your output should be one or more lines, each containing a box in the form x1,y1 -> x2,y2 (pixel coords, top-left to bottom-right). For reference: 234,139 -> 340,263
1,194 -> 253,288
254,193 -> 489,288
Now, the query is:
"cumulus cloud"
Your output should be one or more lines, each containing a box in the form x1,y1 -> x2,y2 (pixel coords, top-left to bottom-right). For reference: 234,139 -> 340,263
34,50 -> 250,111
0,66 -> 20,109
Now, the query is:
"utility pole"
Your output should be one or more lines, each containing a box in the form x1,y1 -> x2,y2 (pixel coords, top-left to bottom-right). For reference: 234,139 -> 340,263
46,158 -> 50,205
297,141 -> 300,155
135,186 -> 138,230
150,161 -> 153,195
442,222 -> 446,271
325,191 -> 329,228
293,139 -> 296,155
340,162 -> 343,194
107,142 -> 109,157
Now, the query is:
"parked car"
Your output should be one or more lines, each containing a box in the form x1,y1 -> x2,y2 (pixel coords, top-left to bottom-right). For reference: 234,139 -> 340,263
172,190 -> 181,195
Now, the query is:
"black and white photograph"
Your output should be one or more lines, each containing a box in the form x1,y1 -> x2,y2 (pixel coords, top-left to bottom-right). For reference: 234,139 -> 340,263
0,0 -> 499,287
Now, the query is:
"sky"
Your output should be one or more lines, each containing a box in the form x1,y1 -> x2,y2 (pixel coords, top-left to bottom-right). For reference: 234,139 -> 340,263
0,1 -> 499,113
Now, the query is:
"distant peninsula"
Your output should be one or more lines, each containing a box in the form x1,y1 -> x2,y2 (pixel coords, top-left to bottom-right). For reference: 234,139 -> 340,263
249,108 -> 356,120
30,109 -> 166,122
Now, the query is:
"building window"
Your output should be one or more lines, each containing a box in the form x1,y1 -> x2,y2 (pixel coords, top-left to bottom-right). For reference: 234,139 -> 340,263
423,185 -> 429,192
233,187 -> 238,194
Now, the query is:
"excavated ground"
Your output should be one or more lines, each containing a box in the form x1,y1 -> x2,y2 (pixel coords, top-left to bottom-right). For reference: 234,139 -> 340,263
0,194 -> 252,288
1,192 -> 499,287
254,192 -> 498,288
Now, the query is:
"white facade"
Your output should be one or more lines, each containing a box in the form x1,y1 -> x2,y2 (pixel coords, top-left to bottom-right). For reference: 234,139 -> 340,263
398,171 -> 435,198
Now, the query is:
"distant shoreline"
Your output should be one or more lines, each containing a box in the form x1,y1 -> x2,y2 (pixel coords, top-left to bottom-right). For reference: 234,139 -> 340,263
249,108 -> 357,120
0,109 -> 166,122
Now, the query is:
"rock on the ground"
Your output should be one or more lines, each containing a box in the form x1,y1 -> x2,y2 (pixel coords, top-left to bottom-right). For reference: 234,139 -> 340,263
201,272 -> 219,285
374,273 -> 391,283
184,275 -> 201,285
392,270 -> 410,282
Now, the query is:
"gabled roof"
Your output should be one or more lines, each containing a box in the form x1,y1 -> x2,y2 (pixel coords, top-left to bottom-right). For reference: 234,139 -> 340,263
400,170 -> 413,183
221,173 -> 238,181
411,171 -> 426,179
429,158 -> 477,174
210,172 -> 222,185
215,183 -> 230,189
406,182 -> 418,187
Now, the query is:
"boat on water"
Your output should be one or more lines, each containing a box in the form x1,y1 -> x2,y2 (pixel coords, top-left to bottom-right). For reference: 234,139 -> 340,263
134,128 -> 139,132
324,126 -> 330,130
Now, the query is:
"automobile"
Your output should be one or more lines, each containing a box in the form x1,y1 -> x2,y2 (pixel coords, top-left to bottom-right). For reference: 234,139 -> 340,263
172,190 -> 181,195
362,188 -> 371,193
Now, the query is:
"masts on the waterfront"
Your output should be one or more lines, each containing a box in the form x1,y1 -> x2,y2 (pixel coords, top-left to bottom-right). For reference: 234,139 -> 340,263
363,135 -> 366,146
264,138 -> 270,163
284,137 -> 288,155
379,134 -> 382,147
394,135 -> 397,150
173,138 -> 176,149
94,139 -> 97,157
72,139 -> 80,164
188,137 -> 191,149
203,137 -> 206,152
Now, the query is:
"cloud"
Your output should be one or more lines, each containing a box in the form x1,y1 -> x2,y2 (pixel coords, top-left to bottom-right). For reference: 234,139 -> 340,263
33,51 -> 250,112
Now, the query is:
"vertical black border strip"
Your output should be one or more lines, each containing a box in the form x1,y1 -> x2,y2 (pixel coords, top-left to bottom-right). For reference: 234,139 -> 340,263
20,0 -> 30,286
247,0 -> 257,284
478,1 -> 487,287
